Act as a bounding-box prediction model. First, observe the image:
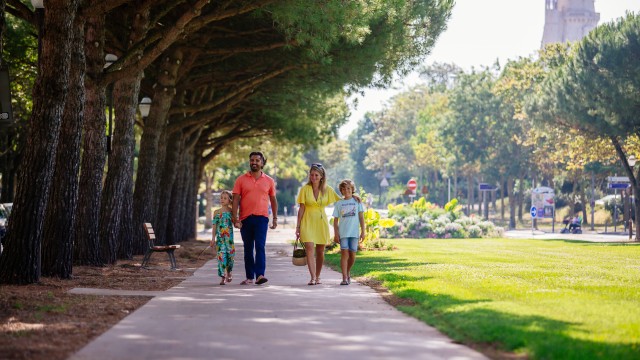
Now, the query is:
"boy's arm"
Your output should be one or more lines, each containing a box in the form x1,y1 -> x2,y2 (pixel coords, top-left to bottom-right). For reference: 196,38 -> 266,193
333,217 -> 340,243
358,212 -> 366,241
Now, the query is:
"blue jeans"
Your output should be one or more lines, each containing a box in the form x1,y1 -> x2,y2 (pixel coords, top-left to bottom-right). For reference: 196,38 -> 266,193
240,215 -> 269,279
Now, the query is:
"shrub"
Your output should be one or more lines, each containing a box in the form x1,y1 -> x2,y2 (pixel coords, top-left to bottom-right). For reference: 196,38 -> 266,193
381,198 -> 502,239
467,225 -> 482,238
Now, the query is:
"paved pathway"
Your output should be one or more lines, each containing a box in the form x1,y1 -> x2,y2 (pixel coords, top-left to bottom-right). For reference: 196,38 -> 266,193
69,227 -> 487,360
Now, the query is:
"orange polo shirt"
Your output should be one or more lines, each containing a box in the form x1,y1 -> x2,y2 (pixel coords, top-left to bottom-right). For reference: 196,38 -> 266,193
232,172 -> 276,220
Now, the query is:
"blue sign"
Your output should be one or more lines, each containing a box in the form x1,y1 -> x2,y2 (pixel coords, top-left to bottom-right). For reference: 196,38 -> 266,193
479,183 -> 494,191
530,207 -> 537,218
608,183 -> 630,189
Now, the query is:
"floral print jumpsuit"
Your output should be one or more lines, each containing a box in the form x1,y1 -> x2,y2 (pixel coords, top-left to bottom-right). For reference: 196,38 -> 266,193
213,211 -> 235,277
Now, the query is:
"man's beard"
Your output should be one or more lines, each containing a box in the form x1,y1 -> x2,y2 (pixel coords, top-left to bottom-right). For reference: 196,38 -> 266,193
251,164 -> 260,171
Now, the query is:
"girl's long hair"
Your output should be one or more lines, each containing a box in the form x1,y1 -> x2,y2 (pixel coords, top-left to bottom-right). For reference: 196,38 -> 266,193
306,164 -> 326,195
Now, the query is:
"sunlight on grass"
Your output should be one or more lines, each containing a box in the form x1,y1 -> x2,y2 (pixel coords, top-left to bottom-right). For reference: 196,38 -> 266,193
326,238 -> 640,359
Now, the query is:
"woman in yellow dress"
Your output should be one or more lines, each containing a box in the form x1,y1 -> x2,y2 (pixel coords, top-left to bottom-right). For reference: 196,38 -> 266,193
295,163 -> 342,285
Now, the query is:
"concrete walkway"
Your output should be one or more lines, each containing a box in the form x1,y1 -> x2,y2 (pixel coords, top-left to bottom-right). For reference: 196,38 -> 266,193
69,227 -> 488,360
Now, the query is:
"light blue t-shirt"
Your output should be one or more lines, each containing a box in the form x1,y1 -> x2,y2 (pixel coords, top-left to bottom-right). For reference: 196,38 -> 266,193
332,198 -> 364,238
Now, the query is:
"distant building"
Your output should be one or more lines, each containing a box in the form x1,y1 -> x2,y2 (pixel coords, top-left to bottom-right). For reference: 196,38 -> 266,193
541,0 -> 600,47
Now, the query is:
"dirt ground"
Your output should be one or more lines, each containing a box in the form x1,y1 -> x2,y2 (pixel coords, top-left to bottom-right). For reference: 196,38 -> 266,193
0,239 -> 215,360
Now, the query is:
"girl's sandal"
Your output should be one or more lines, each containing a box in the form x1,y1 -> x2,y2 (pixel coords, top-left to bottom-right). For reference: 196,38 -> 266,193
219,277 -> 226,285
226,275 -> 232,283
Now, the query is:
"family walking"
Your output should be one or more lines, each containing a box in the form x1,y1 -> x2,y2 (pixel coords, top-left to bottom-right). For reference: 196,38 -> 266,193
213,153 -> 365,286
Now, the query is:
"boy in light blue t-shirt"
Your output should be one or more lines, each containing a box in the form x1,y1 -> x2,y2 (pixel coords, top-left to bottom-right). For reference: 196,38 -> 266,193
332,179 -> 365,285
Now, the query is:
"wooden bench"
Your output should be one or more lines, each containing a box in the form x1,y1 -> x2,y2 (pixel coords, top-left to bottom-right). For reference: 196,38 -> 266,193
141,223 -> 180,270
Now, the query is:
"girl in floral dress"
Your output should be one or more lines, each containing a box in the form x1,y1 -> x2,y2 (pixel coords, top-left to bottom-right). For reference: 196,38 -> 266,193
211,190 -> 235,285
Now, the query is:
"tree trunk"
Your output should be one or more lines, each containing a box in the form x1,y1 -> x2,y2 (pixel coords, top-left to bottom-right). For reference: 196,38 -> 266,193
133,49 -> 183,248
453,169 -> 457,202
500,175 -> 505,221
167,147 -> 189,245
74,15 -> 106,266
0,0 -> 79,284
507,177 -> 516,229
517,172 -> 524,222
100,5 -> 149,262
99,75 -> 142,264
119,176 -> 136,258
204,169 -> 214,230
579,178 -> 589,226
477,177 -> 482,216
154,130 -> 183,245
185,149 -> 199,241
41,17 -> 85,278
467,175 -> 473,215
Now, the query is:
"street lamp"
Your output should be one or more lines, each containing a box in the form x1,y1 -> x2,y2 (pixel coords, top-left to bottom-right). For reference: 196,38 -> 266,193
138,97 -> 152,118
628,155 -> 637,239
31,0 -> 45,68
104,54 -> 117,153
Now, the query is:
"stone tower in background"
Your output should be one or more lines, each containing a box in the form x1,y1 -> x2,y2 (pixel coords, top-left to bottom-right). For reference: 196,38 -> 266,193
541,0 -> 600,46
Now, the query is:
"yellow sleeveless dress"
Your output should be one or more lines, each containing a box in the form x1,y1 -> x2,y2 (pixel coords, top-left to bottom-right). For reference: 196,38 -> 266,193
297,184 -> 341,245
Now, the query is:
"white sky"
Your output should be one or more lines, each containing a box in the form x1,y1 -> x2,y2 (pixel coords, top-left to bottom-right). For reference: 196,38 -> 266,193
339,0 -> 640,138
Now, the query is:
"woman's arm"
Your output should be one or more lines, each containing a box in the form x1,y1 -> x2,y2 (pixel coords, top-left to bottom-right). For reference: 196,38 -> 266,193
296,204 -> 305,240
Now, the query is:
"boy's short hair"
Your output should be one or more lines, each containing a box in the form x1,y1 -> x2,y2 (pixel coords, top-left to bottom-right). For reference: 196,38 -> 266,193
338,179 -> 356,193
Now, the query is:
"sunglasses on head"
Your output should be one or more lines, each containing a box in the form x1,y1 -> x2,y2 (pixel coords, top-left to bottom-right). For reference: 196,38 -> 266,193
311,163 -> 323,168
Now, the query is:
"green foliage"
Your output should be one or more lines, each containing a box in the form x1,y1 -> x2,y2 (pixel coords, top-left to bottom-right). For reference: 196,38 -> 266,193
361,207 -> 394,250
325,239 -> 640,360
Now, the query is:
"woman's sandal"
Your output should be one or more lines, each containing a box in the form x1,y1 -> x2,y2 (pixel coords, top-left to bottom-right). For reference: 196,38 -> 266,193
315,278 -> 321,285
340,280 -> 349,285
307,279 -> 316,286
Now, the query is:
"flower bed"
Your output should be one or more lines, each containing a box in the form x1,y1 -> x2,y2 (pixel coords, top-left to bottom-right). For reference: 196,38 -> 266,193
382,198 -> 503,239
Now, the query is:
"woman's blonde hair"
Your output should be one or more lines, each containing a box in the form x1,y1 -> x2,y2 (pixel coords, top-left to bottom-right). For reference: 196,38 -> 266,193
306,163 -> 326,194
338,179 -> 356,193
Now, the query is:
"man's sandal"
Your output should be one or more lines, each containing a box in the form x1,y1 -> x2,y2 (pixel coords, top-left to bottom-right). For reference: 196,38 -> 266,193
240,279 -> 253,285
255,276 -> 268,285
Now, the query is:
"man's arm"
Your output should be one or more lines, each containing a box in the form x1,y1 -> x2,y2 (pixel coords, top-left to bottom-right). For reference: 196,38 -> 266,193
269,195 -> 278,229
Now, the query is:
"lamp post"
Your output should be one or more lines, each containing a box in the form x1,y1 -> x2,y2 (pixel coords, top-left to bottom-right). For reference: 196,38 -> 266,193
104,54 -> 117,153
31,0 -> 45,68
628,155 -> 636,239
138,97 -> 152,118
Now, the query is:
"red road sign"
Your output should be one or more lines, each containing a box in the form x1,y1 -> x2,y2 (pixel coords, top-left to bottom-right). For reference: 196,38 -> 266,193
407,179 -> 417,191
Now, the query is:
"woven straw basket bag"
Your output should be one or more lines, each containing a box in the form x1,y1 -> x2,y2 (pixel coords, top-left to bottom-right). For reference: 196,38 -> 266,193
292,239 -> 307,266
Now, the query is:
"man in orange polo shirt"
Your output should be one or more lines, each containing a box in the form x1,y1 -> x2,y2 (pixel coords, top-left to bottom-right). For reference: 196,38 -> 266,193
232,151 -> 278,285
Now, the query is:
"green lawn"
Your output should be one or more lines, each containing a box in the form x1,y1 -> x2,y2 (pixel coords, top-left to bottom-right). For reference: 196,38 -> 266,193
325,238 -> 640,359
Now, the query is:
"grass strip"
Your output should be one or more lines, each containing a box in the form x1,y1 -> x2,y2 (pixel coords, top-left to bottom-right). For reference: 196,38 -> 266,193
325,238 -> 640,359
